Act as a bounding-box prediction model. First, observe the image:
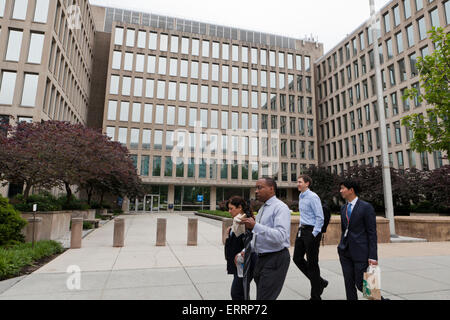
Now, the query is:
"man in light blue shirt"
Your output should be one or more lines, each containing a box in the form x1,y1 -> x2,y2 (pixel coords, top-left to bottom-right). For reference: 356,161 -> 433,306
240,177 -> 291,300
293,174 -> 328,300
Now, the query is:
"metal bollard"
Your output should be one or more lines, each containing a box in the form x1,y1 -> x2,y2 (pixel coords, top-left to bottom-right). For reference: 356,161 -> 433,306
113,218 -> 125,247
156,218 -> 166,246
70,218 -> 83,249
187,218 -> 198,246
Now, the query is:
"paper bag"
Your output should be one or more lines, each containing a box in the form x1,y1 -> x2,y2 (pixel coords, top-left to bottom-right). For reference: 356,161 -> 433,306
363,265 -> 381,300
232,213 -> 246,237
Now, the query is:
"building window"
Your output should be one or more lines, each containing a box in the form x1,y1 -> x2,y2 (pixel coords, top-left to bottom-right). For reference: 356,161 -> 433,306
0,71 -> 17,105
6,30 -> 23,61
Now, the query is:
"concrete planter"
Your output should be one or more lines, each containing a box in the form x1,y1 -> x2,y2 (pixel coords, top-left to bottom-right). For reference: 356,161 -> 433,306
410,212 -> 450,217
290,216 -> 391,246
71,209 -> 96,220
21,211 -> 72,241
395,216 -> 450,241
96,208 -> 108,215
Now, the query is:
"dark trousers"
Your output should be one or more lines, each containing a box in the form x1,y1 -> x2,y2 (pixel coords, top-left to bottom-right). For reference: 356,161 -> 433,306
293,227 -> 324,300
231,273 -> 244,300
253,248 -> 290,300
338,249 -> 368,300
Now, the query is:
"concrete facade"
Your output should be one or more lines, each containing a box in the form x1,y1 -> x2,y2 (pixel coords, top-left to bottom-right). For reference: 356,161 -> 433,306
0,0 -> 97,197
315,0 -> 449,174
1,0 -> 449,207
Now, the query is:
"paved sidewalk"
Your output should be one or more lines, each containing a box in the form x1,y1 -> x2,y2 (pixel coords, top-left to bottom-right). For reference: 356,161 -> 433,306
1,212 -> 450,300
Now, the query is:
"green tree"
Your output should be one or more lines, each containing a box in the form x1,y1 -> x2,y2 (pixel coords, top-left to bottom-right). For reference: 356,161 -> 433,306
401,27 -> 450,156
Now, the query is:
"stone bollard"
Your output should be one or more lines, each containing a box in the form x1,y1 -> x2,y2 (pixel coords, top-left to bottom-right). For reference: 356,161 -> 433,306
222,218 -> 233,245
156,218 -> 166,246
113,218 -> 125,247
187,218 -> 198,246
25,217 -> 43,243
70,218 -> 83,249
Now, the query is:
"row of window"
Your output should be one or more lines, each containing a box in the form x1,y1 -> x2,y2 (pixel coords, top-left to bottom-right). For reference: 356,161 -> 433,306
113,26 -> 312,71
320,119 -> 429,164
3,29 -> 44,63
318,0 -> 449,78
319,44 -> 425,100
324,150 -> 443,173
54,0 -> 95,73
108,76 -> 313,110
106,127 -> 315,160
106,103 -> 315,136
112,52 -> 312,91
0,71 -> 38,106
0,0 -> 49,23
42,78 -> 84,124
318,54 -> 423,122
132,155 -> 310,182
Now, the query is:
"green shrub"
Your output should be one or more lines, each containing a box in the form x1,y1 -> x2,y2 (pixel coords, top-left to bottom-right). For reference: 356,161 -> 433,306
198,210 -> 232,218
90,202 -> 111,210
12,192 -> 61,212
0,240 -> 63,280
113,209 -> 123,215
57,195 -> 90,210
83,221 -> 94,230
0,196 -> 27,246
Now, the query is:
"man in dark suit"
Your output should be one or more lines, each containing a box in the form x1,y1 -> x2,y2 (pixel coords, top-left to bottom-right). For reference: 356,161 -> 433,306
337,180 -> 378,300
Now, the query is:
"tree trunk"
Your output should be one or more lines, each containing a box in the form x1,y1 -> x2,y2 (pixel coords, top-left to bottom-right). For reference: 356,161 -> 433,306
100,191 -> 105,208
87,186 -> 93,205
23,182 -> 32,200
65,182 -> 72,204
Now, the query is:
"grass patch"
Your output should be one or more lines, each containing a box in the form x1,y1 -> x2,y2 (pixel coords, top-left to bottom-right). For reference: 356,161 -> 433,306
0,240 -> 64,281
198,210 -> 232,218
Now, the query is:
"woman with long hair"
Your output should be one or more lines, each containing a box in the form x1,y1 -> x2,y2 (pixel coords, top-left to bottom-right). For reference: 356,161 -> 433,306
224,196 -> 255,300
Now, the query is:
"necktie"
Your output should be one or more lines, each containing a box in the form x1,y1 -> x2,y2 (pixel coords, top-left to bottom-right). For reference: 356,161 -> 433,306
347,203 -> 353,221
251,204 -> 265,253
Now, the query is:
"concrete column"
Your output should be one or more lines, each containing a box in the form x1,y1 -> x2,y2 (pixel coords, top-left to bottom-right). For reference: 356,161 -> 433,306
168,185 -> 175,212
24,217 -> 42,243
187,218 -> 198,246
210,186 -> 217,211
222,218 -> 233,245
122,197 -> 130,213
287,188 -> 293,201
250,188 -> 256,200
156,218 -> 166,246
70,218 -> 83,249
113,218 -> 125,247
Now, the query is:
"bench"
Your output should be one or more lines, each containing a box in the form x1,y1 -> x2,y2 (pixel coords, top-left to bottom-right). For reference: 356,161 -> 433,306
84,219 -> 100,228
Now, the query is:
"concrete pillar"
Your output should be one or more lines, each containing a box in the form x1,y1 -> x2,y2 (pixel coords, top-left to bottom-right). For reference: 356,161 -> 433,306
122,197 -> 130,213
70,218 -> 83,249
24,217 -> 42,243
210,186 -> 217,211
168,185 -> 175,212
287,188 -> 293,201
113,218 -> 125,247
222,218 -> 233,245
156,218 -> 166,246
250,188 -> 256,200
187,218 -> 198,246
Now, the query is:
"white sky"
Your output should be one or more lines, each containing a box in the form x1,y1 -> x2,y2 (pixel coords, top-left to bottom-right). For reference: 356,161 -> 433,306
89,0 -> 391,53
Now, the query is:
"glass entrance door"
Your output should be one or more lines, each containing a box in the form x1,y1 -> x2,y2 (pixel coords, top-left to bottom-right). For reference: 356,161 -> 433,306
131,195 -> 160,213
150,195 -> 160,212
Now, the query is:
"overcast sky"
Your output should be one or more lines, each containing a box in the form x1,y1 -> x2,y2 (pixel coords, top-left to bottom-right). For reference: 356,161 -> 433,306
89,0 -> 391,53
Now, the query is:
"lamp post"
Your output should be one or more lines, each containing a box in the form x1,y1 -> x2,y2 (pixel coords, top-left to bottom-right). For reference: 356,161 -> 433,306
369,0 -> 396,237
